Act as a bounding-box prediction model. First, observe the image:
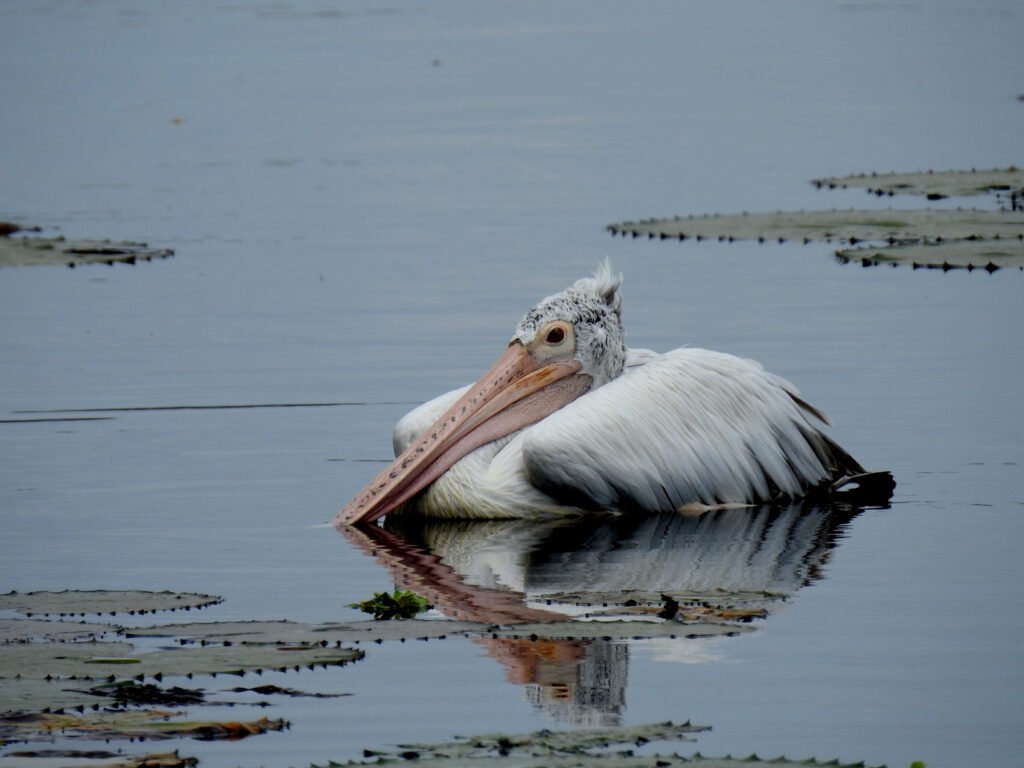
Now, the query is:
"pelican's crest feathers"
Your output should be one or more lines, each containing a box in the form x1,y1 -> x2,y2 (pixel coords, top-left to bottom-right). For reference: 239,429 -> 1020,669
574,259 -> 623,318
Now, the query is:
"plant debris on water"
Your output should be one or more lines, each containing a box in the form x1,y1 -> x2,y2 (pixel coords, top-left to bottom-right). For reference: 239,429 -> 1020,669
349,590 -> 432,620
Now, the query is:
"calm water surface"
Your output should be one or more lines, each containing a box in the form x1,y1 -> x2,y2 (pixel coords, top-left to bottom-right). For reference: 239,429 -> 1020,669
1,2 -> 1022,767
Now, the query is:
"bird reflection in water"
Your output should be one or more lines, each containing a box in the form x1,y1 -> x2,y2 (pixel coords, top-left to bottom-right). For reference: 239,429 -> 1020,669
340,496 -> 889,726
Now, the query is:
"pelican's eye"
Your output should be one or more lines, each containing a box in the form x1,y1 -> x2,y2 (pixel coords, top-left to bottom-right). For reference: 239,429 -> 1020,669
530,320 -> 574,361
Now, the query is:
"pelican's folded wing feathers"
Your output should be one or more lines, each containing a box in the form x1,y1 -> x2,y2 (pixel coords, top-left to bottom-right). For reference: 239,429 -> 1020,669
520,348 -> 862,512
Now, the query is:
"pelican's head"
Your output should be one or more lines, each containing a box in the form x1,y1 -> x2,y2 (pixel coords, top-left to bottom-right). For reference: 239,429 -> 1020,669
337,262 -> 625,526
512,260 -> 625,389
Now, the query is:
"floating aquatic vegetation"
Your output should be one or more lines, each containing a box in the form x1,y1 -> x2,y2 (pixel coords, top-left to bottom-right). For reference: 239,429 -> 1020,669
835,237 -> 1024,271
0,639 -> 363,713
0,617 -> 121,643
0,708 -> 285,743
0,233 -> 174,268
349,590 -> 432,620
83,680 -> 205,708
0,592 -> 365,715
320,720 -> 883,768
608,169 -> 1024,271
124,618 -> 484,644
0,590 -> 222,618
0,750 -> 197,768
486,619 -> 751,642
608,209 -> 1024,245
228,684 -> 351,699
0,587 -> 784,761
812,166 -> 1023,204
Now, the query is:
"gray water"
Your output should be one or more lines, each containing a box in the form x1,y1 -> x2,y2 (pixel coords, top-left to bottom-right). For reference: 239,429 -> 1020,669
1,1 -> 1022,766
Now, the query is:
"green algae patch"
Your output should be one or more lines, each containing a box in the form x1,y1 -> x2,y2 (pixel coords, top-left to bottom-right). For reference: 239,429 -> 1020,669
0,235 -> 173,268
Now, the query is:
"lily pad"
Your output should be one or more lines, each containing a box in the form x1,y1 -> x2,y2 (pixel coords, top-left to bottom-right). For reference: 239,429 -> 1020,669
125,618 -> 487,644
0,590 -> 223,618
2,639 -> 363,681
607,208 -> 1024,245
0,708 -> 285,743
486,619 -> 752,642
124,615 -> 755,644
328,720 -> 883,768
609,167 -> 1024,274
0,618 -> 121,643
83,680 -> 205,707
0,236 -> 174,268
228,684 -> 351,698
812,166 -> 1024,201
0,750 -> 198,768
836,237 -> 1024,270
535,589 -> 781,622
0,639 -> 363,712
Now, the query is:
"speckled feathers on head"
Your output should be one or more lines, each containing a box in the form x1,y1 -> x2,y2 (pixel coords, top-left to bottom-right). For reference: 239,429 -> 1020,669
513,260 -> 627,388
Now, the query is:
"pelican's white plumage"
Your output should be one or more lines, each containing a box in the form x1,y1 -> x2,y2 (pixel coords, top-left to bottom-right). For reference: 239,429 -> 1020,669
337,262 -> 889,525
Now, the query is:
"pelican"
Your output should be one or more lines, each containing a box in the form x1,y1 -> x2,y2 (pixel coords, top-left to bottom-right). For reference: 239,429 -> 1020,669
337,262 -> 891,525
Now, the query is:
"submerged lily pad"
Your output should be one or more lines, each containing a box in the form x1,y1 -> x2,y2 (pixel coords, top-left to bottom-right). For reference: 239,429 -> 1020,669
607,208 -> 1024,245
0,236 -> 174,268
812,167 -> 1024,201
0,590 -> 223,618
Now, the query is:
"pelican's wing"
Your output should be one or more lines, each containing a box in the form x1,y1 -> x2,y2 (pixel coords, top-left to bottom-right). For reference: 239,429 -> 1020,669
520,347 -> 864,511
